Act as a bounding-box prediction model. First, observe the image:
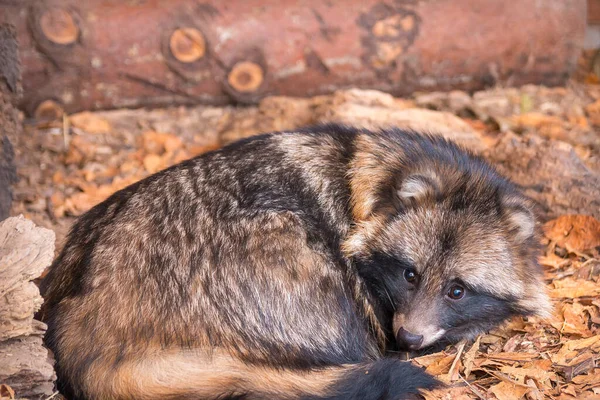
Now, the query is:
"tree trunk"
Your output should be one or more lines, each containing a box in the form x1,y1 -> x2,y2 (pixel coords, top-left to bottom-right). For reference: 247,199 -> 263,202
0,24 -> 20,222
1,0 -> 586,114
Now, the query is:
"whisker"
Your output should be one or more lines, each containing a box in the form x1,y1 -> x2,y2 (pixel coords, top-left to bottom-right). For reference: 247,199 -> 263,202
383,287 -> 397,312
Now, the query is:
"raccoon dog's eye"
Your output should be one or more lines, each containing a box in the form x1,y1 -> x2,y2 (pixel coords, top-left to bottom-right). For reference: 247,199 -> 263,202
447,285 -> 465,300
403,268 -> 417,283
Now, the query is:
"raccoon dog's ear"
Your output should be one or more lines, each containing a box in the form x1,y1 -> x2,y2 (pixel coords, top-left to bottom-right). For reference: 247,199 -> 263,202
503,197 -> 535,243
396,172 -> 441,207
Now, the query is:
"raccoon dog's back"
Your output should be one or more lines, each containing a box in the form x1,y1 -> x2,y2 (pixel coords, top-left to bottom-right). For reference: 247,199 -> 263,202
41,125 -> 548,399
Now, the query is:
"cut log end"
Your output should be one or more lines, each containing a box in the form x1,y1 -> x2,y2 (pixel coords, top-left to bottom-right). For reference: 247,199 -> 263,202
227,61 -> 264,94
34,99 -> 64,121
39,8 -> 79,45
169,28 -> 206,63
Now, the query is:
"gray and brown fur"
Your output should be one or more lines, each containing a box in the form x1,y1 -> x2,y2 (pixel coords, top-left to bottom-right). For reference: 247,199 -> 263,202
41,125 -> 550,400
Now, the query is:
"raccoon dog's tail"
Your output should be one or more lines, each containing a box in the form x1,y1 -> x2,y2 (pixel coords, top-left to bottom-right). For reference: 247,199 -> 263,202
300,357 -> 441,400
75,349 -> 440,400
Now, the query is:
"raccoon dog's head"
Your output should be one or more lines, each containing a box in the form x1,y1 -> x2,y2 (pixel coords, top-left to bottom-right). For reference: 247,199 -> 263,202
345,131 -> 551,351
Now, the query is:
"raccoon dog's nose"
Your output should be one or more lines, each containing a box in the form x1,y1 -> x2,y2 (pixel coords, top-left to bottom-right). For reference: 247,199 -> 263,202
396,327 -> 423,350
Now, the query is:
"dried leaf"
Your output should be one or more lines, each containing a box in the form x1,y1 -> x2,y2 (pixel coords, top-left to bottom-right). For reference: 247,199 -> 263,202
550,278 -> 600,299
562,384 -> 578,397
186,143 -> 221,157
142,130 -> 166,154
70,111 -> 112,134
463,336 -> 481,378
64,135 -> 97,165
443,341 -> 466,383
0,385 -> 15,400
52,170 -> 65,184
585,99 -> 600,125
143,154 -> 165,174
559,302 -> 593,336
412,353 -> 449,368
489,381 -> 530,400
141,131 -> 182,155
486,352 -> 538,362
64,176 -> 141,215
573,337 -> 600,353
571,368 -> 600,386
164,135 -> 184,153
502,335 -> 524,352
525,378 -> 544,400
425,355 -> 455,376
500,364 -> 552,385
558,352 -> 596,382
120,160 -> 142,174
543,215 -> 600,253
49,191 -> 66,219
423,385 -> 475,400
552,336 -> 600,365
511,112 -> 563,129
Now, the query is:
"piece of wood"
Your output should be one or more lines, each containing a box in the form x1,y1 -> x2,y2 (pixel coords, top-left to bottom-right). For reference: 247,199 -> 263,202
0,24 -> 20,222
589,0 -> 600,24
0,321 -> 55,400
0,0 -> 587,113
0,216 -> 55,305
0,281 -> 43,342
0,216 -> 56,399
486,133 -> 600,221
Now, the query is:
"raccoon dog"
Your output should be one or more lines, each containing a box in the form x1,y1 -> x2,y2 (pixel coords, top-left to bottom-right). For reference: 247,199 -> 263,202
41,125 -> 551,400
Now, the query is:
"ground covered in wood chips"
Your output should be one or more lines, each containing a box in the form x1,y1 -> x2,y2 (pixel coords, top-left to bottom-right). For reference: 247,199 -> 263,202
6,82 -> 600,399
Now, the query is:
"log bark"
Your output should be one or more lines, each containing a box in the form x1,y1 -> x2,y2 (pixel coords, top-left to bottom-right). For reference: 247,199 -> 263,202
0,24 -> 20,222
0,216 -> 56,399
0,0 -> 586,114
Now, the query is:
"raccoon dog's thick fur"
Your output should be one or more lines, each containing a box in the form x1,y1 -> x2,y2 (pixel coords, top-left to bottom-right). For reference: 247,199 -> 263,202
41,125 -> 551,400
